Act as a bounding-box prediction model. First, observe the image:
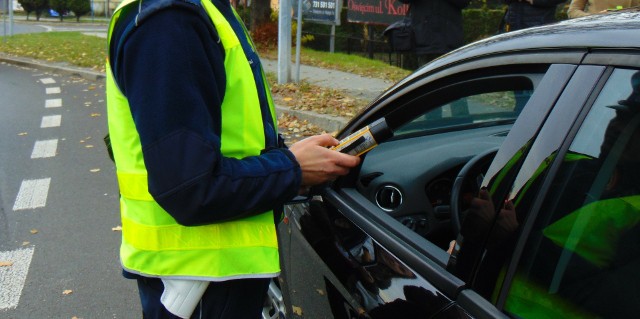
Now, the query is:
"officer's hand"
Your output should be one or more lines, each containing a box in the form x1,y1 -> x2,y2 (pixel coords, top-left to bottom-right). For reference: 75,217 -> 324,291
289,134 -> 360,189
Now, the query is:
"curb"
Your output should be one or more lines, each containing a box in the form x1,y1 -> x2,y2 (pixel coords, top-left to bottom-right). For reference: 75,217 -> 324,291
0,54 -> 105,81
275,106 -> 348,133
0,53 -> 348,132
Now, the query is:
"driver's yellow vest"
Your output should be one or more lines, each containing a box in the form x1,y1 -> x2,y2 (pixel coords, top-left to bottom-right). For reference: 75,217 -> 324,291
105,0 -> 279,280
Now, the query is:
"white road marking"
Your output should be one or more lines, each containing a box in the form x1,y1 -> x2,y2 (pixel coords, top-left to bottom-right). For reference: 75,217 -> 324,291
40,115 -> 62,128
13,178 -> 51,211
31,139 -> 58,159
45,98 -> 62,108
45,87 -> 60,94
40,78 -> 55,84
0,247 -> 35,311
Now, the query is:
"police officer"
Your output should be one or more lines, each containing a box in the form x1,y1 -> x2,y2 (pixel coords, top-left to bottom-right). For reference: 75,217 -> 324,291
105,0 -> 360,317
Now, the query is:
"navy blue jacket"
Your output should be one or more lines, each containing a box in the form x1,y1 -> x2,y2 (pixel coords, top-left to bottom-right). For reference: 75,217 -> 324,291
108,0 -> 301,227
503,0 -> 566,32
399,0 -> 470,55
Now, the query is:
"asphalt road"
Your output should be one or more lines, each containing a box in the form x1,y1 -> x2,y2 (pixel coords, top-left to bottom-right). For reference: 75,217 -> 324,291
1,16 -> 108,36
0,61 -> 140,317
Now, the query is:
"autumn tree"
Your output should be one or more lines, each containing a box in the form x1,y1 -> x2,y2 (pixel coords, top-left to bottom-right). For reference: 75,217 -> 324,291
18,0 -> 49,21
249,0 -> 271,34
69,0 -> 90,22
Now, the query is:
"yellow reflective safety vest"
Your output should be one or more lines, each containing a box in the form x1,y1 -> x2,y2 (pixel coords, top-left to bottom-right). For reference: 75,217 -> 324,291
105,0 -> 279,280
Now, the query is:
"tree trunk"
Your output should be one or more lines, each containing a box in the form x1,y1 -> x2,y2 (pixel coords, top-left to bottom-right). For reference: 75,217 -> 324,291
249,0 -> 271,34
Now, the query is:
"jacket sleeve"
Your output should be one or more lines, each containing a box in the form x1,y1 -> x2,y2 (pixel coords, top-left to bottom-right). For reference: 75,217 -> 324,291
448,0 -> 471,10
115,6 -> 301,226
567,0 -> 590,18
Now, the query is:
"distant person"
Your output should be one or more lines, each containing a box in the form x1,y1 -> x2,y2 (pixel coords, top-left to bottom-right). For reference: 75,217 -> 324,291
500,0 -> 566,32
567,0 -> 639,18
398,0 -> 471,67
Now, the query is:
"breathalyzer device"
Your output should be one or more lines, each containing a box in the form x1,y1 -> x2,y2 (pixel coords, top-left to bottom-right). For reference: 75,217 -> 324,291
331,117 -> 393,156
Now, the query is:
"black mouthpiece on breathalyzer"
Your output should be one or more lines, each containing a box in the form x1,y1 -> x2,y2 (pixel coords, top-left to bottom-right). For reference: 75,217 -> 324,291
332,117 -> 394,156
368,117 -> 393,142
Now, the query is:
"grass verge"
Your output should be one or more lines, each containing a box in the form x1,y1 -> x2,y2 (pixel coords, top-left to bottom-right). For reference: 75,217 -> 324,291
0,31 -> 410,80
0,32 -> 107,72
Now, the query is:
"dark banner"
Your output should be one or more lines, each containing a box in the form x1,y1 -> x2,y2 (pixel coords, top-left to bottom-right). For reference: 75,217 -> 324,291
293,0 -> 342,25
347,0 -> 409,25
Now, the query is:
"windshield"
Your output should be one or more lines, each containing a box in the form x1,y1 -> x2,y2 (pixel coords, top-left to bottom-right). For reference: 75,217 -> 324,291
394,90 -> 532,137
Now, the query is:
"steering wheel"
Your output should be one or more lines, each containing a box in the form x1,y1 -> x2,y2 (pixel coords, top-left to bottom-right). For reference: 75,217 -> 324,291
450,147 -> 499,235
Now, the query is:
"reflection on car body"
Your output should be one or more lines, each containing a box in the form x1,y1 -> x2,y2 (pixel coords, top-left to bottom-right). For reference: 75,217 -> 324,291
269,9 -> 640,319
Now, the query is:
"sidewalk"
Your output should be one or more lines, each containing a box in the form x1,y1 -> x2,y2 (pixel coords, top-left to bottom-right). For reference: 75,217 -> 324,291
261,58 -> 393,132
0,52 -> 392,132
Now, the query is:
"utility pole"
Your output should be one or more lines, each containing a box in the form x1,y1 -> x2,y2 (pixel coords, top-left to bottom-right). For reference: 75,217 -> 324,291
277,0 -> 291,84
8,0 -> 14,37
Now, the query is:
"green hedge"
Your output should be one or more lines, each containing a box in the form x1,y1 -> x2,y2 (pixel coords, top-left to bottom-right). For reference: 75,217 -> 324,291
299,4 -> 569,56
301,7 -> 509,53
463,8 -> 506,43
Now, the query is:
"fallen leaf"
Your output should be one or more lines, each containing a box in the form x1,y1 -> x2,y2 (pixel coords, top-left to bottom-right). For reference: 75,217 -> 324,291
316,289 -> 325,296
90,113 -> 101,117
0,261 -> 14,267
292,306 -> 303,316
22,241 -> 30,246
283,97 -> 293,101
18,132 -> 28,136
30,229 -> 39,234
85,145 -> 94,148
112,225 -> 122,231
62,290 -> 73,295
90,168 -> 100,173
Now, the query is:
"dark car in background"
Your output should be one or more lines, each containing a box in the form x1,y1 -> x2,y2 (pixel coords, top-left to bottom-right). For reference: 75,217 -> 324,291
265,9 -> 640,319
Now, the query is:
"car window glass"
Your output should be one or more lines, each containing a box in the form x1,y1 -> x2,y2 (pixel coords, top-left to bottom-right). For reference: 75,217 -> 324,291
502,68 -> 640,318
393,88 -> 533,138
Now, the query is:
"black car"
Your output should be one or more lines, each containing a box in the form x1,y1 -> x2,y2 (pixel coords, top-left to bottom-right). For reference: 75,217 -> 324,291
266,10 -> 640,319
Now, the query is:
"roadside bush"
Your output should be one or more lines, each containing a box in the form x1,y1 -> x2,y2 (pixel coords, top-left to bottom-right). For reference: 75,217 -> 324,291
463,8 -> 506,43
252,21 -> 279,49
18,0 -> 49,21
69,0 -> 90,22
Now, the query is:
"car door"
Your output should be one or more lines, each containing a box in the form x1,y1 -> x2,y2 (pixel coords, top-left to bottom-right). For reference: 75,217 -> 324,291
446,63 -> 608,317
278,54 -> 586,318
480,58 -> 640,318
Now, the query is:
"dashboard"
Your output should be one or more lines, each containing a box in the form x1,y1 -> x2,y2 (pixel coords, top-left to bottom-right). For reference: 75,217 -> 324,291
355,124 -> 510,247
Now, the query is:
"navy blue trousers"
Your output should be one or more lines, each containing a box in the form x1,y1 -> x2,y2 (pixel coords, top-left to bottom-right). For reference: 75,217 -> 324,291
136,277 -> 270,319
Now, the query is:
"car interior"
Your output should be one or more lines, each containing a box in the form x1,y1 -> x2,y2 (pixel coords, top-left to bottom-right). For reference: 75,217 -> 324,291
354,69 -> 544,251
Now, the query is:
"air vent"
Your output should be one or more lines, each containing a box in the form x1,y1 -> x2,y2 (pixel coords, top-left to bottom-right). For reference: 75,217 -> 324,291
375,185 -> 403,212
359,172 -> 383,187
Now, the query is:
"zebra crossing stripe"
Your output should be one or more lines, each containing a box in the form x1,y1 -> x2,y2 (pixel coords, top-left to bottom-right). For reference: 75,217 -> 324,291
0,247 -> 35,310
31,139 -> 58,159
40,78 -> 55,84
45,87 -> 60,94
13,178 -> 51,211
45,99 -> 62,108
40,115 -> 62,128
